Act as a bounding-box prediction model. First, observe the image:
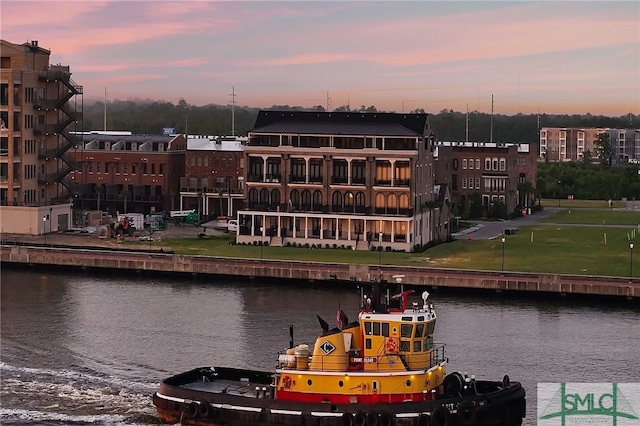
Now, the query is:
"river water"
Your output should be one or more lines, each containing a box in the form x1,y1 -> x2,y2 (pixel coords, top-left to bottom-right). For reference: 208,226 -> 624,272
1,267 -> 639,425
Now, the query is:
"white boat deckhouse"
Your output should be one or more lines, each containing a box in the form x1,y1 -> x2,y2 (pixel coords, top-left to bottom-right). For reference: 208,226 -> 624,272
237,111 -> 450,252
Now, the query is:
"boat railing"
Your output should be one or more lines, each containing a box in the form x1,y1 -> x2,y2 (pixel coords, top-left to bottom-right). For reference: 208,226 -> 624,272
432,344 -> 446,366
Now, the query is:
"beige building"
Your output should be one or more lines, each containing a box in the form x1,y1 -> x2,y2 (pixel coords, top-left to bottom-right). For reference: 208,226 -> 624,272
1,39 -> 82,234
237,111 -> 449,252
540,127 -> 640,165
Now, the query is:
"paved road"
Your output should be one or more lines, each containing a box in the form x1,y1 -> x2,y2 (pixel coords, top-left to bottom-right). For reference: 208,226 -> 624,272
454,202 -> 640,241
453,207 -> 560,241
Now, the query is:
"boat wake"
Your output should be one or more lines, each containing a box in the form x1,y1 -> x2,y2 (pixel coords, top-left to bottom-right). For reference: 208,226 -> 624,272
0,362 -> 160,425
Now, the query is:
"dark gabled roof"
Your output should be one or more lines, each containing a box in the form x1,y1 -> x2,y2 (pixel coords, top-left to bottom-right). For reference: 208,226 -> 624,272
250,111 -> 430,137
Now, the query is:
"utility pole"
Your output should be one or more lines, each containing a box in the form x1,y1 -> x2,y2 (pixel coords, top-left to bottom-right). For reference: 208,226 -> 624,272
104,87 -> 108,131
490,94 -> 494,143
326,91 -> 331,112
230,86 -> 236,136
465,104 -> 469,143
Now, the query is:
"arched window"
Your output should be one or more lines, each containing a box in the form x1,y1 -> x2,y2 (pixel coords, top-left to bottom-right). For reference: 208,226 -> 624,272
344,191 -> 355,208
332,191 -> 343,210
375,193 -> 385,208
248,188 -> 258,203
270,189 -> 280,206
388,193 -> 398,214
290,190 -> 300,209
399,193 -> 409,209
355,192 -> 366,210
399,193 -> 409,214
312,190 -> 323,210
260,188 -> 269,204
301,190 -> 311,210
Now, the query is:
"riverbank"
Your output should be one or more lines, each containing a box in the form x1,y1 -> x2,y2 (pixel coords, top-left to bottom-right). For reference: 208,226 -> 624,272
2,241 -> 638,300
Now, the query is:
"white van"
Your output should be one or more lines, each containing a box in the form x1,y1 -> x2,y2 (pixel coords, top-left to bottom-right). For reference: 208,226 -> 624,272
227,220 -> 238,233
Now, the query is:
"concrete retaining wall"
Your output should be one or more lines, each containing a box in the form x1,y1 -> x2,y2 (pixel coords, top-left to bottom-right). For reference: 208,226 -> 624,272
1,245 -> 638,299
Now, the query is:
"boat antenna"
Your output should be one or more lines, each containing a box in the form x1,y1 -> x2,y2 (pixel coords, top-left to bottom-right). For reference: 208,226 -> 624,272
289,325 -> 294,349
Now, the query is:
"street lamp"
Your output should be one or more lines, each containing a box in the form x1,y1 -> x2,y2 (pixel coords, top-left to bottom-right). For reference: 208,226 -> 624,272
260,226 -> 264,260
501,237 -> 506,272
42,216 -> 47,244
557,180 -> 561,207
630,243 -> 634,282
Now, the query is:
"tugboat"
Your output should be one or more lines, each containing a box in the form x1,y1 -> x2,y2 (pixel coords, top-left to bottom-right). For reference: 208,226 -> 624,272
153,278 -> 526,426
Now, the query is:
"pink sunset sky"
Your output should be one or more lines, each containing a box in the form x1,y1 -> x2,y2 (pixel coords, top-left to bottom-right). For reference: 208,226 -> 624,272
2,1 -> 639,116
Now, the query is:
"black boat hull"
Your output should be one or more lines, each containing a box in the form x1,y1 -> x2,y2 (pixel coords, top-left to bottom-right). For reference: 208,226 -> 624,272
153,367 -> 526,426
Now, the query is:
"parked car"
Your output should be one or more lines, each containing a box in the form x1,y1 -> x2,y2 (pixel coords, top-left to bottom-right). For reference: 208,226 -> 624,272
227,220 -> 238,233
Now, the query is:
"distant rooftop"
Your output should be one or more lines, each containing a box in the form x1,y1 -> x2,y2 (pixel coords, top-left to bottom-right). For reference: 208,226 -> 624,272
435,141 -> 531,153
187,136 -> 246,151
250,110 -> 431,137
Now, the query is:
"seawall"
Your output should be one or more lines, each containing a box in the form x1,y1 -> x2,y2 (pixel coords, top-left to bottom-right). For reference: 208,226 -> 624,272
2,244 -> 638,300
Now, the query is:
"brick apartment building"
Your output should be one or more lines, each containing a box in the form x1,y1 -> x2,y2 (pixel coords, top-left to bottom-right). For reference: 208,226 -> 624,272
237,110 -> 449,252
434,141 -> 538,215
1,39 -> 83,234
178,136 -> 246,220
68,131 -> 186,215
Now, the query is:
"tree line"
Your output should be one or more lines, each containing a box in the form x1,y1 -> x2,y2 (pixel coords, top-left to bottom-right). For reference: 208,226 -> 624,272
82,99 -> 638,143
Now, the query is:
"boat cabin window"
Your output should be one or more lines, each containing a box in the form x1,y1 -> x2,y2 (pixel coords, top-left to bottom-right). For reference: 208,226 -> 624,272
427,321 -> 435,335
400,340 -> 410,352
413,340 -> 422,352
401,324 -> 413,338
414,323 -> 425,338
365,338 -> 372,349
365,321 -> 389,337
424,336 -> 433,350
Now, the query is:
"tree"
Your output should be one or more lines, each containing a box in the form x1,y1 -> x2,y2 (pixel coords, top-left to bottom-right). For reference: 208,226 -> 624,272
517,181 -> 534,208
95,184 -> 104,211
594,133 -> 612,169
580,149 -> 593,167
120,187 -> 130,213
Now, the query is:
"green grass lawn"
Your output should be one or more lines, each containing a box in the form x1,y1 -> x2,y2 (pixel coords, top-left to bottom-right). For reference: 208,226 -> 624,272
136,222 -> 638,278
539,198 -> 626,209
540,209 -> 640,226
420,226 -> 636,277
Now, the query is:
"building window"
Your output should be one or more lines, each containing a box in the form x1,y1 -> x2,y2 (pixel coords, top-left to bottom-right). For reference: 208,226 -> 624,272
499,158 -> 506,171
462,159 -> 467,169
291,159 -> 306,182
468,159 -> 473,170
96,162 -> 101,173
485,158 -> 491,170
476,159 -> 480,169
159,163 -> 165,175
492,158 -> 498,170
375,161 -> 392,185
333,160 -> 347,184
462,177 -> 467,189
352,161 -> 365,184
309,159 -> 323,183
475,178 -> 480,189
151,163 -> 156,175
123,163 -> 128,174
88,162 -> 93,173
115,162 -> 120,173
